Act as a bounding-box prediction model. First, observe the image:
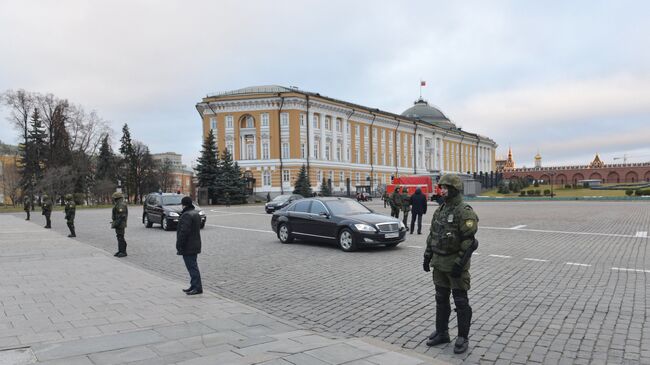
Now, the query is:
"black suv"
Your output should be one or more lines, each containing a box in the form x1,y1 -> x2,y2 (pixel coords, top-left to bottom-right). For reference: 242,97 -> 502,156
142,193 -> 206,231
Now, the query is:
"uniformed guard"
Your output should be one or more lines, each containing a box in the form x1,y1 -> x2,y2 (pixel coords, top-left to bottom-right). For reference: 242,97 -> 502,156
389,186 -> 402,219
111,192 -> 128,257
23,194 -> 32,220
41,194 -> 52,228
382,190 -> 388,208
64,194 -> 76,237
423,173 -> 479,354
401,188 -> 411,228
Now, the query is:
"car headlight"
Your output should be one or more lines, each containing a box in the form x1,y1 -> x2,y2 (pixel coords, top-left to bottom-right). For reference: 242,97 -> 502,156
198,210 -> 205,215
354,224 -> 376,232
168,212 -> 180,217
399,221 -> 406,230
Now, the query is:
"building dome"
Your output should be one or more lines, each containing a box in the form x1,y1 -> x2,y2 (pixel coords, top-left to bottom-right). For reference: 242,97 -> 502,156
401,98 -> 456,129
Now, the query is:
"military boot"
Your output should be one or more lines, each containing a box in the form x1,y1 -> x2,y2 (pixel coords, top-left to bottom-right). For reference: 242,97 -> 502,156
454,301 -> 472,354
427,331 -> 451,346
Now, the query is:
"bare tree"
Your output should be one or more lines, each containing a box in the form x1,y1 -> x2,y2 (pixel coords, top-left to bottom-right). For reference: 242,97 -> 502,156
158,158 -> 174,193
36,166 -> 74,204
67,106 -> 111,156
2,89 -> 35,144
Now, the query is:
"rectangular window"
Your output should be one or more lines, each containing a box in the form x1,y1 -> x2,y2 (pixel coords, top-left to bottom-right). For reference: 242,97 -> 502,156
226,142 -> 233,153
325,117 -> 330,131
372,129 -> 377,139
364,126 -> 369,137
346,122 -> 350,134
313,115 -> 319,129
226,115 -> 233,129
263,171 -> 271,186
261,113 -> 269,127
325,143 -> 330,160
300,113 -> 306,127
210,117 -> 217,130
336,143 -> 342,161
336,120 -> 341,132
355,125 -> 360,136
356,149 -> 360,163
346,147 -> 350,161
364,150 -> 369,164
314,141 -> 320,159
280,113 -> 289,127
262,143 -> 269,160
301,143 -> 306,159
355,172 -> 360,183
282,170 -> 290,182
282,143 -> 289,159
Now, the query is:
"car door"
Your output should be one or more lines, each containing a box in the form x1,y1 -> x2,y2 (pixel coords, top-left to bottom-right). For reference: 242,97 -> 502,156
153,195 -> 164,223
287,200 -> 311,236
306,201 -> 338,241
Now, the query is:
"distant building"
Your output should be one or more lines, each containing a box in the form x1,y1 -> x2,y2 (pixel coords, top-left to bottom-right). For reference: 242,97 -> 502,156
196,85 -> 498,196
502,151 -> 650,184
151,152 -> 194,195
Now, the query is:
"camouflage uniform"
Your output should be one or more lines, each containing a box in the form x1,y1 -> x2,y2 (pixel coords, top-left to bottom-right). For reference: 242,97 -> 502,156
423,174 -> 478,354
401,189 -> 411,227
64,194 -> 76,237
111,192 -> 128,257
389,186 -> 402,219
41,194 -> 52,228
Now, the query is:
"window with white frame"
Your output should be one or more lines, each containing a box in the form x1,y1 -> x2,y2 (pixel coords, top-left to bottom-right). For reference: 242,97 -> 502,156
364,126 -> 369,137
226,142 -> 234,153
210,117 -> 217,130
336,119 -> 341,132
317,170 -> 322,182
339,171 -> 344,184
355,172 -> 360,183
226,115 -> 233,129
314,140 -> 320,159
325,143 -> 330,160
329,171 -> 334,183
355,125 -> 360,136
246,116 -> 254,128
356,149 -> 360,163
263,170 -> 271,186
381,129 -> 385,141
313,115 -> 319,129
346,122 -> 350,134
346,147 -> 350,161
324,117 -> 330,131
280,113 -> 289,127
282,170 -> 290,183
300,143 -> 306,159
364,149 -> 369,164
261,113 -> 269,127
300,113 -> 306,127
336,143 -> 342,161
281,143 -> 289,159
262,142 -> 270,160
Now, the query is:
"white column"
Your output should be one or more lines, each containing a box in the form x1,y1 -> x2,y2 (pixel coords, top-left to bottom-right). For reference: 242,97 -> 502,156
308,112 -> 315,158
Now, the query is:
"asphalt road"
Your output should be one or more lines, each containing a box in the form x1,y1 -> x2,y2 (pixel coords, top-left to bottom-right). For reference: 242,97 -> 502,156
10,200 -> 650,364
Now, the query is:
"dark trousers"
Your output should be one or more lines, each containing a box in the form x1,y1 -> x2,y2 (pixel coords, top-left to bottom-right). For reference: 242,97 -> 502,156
402,211 -> 409,227
410,213 -> 423,234
116,230 -> 127,253
25,210 -> 30,220
183,254 -> 202,291
390,207 -> 400,218
44,214 -> 51,227
67,221 -> 76,236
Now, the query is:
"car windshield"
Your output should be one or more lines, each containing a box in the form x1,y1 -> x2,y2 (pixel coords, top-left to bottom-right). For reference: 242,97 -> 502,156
161,195 -> 184,205
272,195 -> 291,202
325,200 -> 371,215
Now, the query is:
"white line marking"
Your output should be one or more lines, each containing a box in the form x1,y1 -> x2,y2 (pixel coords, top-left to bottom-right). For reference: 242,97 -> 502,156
407,245 -> 423,248
635,231 -> 648,238
524,258 -> 549,262
205,224 -> 274,234
510,225 -> 527,230
488,254 -> 511,258
473,252 -> 480,255
566,262 -> 592,267
612,267 -> 650,273
480,226 -> 645,239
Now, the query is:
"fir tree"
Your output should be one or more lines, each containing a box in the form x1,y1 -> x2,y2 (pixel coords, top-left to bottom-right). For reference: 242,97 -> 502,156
96,134 -> 115,181
218,148 -> 247,204
195,130 -> 221,203
119,124 -> 135,201
321,177 -> 332,196
22,108 -> 48,194
48,104 -> 72,168
293,164 -> 312,197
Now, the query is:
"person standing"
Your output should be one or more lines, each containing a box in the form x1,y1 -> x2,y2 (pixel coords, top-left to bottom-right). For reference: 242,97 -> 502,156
401,188 -> 411,228
64,194 -> 76,237
382,190 -> 388,208
423,173 -> 479,354
41,194 -> 52,228
410,187 -> 427,234
389,186 -> 402,219
177,196 -> 203,295
23,194 -> 32,220
111,192 -> 128,257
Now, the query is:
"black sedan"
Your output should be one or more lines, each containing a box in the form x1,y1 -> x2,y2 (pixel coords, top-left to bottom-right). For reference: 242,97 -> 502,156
270,197 -> 406,252
265,194 -> 304,213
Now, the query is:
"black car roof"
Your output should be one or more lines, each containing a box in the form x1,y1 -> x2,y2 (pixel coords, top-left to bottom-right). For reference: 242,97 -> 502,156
304,197 -> 355,202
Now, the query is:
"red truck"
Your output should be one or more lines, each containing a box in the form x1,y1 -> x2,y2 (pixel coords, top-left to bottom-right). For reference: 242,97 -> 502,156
386,175 -> 443,203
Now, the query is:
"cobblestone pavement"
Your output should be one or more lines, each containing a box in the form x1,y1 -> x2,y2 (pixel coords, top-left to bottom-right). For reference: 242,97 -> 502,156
11,200 -> 650,364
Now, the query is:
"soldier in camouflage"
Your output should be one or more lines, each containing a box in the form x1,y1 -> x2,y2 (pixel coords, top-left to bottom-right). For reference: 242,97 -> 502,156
111,192 -> 128,257
423,173 -> 479,354
400,187 -> 411,228
23,193 -> 32,220
41,194 -> 52,228
389,186 -> 402,219
64,194 -> 76,237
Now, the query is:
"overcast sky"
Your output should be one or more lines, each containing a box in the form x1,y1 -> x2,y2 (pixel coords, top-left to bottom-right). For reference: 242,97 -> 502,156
1,0 -> 649,168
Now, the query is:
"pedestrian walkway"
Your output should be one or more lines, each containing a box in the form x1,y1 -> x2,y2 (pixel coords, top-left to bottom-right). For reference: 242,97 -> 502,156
0,216 -> 442,365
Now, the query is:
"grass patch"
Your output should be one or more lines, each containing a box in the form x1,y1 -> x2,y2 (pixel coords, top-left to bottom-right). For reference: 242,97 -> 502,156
481,185 -> 629,198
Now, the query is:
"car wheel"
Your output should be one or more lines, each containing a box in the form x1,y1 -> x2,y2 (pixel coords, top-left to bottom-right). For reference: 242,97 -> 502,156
161,216 -> 172,231
277,223 -> 294,243
338,228 -> 357,252
143,214 -> 153,228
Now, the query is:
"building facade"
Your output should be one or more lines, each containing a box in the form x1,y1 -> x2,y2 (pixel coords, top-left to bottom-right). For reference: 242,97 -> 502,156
196,86 -> 498,196
151,152 -> 194,195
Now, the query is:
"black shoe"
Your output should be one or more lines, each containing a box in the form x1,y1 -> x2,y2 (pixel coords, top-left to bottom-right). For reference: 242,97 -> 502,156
115,252 -> 127,258
454,337 -> 469,354
186,289 -> 203,295
68,234 -> 76,238
45,226 -> 51,229
417,232 -> 422,235
410,231 -> 414,234
426,331 -> 451,346
182,287 -> 193,293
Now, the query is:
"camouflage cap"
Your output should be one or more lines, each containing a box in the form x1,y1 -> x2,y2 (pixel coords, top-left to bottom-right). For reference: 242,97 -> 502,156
65,194 -> 73,200
112,192 -> 124,199
439,173 -> 463,192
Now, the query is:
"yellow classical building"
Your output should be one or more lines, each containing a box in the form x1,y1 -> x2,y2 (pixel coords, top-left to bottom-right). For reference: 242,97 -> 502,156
196,86 -> 497,196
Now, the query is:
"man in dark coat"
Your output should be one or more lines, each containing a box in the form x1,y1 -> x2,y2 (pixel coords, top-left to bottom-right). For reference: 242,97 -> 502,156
177,196 -> 203,295
409,187 -> 427,234
23,194 -> 32,220
111,192 -> 128,257
41,194 -> 52,228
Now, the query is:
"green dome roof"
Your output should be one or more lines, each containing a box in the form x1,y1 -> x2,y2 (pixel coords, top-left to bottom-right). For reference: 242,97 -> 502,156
401,98 -> 456,129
